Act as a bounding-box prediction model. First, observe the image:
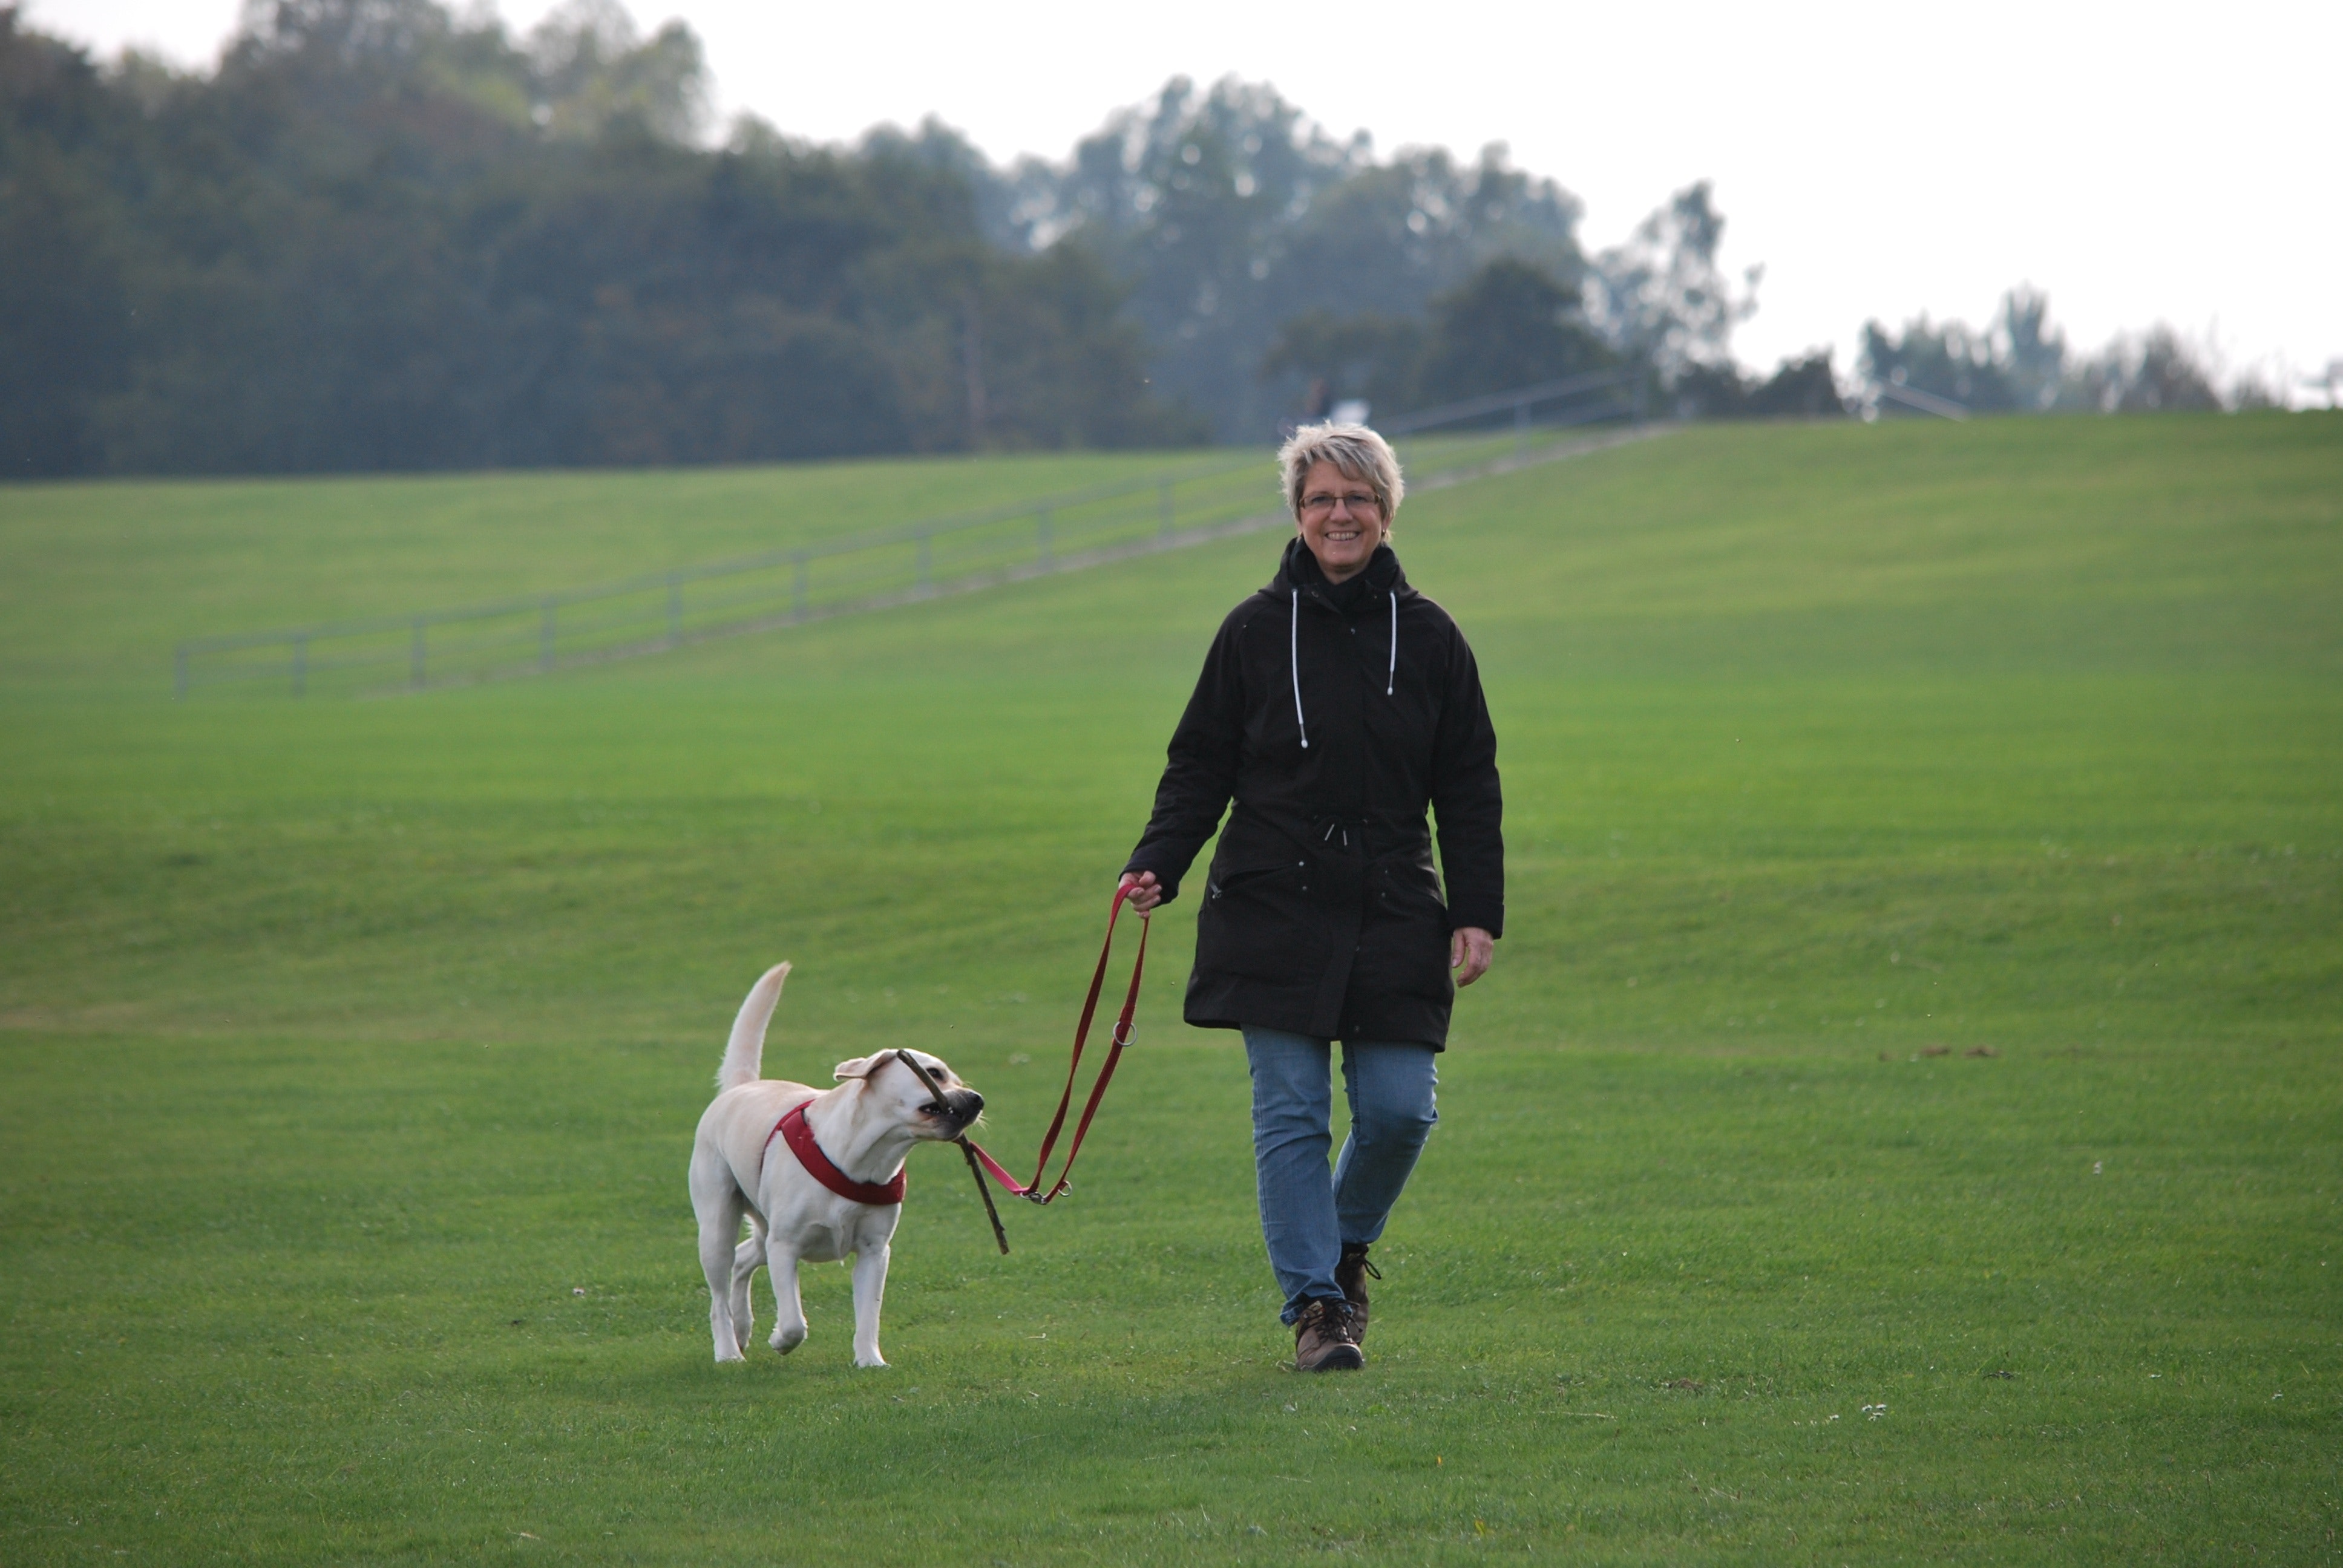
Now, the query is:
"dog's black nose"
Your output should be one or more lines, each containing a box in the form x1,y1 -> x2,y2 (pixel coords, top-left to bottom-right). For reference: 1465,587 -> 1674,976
950,1088 -> 985,1119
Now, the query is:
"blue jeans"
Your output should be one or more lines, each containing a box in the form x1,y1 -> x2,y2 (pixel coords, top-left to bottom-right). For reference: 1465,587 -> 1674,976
1242,1026 -> 1439,1324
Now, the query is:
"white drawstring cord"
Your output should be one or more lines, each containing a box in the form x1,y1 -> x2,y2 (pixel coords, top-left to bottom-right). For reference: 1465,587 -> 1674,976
1387,592 -> 1397,696
1290,589 -> 1309,748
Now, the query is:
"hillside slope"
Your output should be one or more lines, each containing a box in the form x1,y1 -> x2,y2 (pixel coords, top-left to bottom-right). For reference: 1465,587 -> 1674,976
2,413 -> 2339,1564
4,414 -> 2335,1054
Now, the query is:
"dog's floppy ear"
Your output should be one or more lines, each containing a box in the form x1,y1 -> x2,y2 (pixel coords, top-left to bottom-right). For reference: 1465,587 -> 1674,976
833,1055 -> 880,1082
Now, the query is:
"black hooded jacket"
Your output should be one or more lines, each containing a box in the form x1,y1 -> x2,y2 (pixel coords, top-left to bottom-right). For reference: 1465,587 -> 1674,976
1122,537 -> 1503,1048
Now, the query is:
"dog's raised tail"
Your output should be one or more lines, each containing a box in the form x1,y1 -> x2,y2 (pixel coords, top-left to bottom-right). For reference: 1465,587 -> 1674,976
716,962 -> 791,1091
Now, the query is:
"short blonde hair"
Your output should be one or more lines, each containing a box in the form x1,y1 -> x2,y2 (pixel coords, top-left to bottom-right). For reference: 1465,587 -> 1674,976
1279,422 -> 1404,525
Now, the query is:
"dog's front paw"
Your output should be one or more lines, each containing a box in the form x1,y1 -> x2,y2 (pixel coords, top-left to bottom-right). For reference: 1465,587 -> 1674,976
713,1347 -> 746,1365
854,1352 -> 888,1369
770,1327 -> 806,1355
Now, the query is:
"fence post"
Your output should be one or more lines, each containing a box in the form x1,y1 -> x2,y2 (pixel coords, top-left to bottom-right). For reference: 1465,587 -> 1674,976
411,617 -> 427,690
793,554 -> 808,621
175,644 -> 189,701
292,635 -> 307,697
916,532 -> 932,594
1037,506 -> 1053,570
540,599 -> 556,672
1513,398 -> 1530,457
666,574 -> 683,646
1634,376 -> 1650,425
1158,479 -> 1174,544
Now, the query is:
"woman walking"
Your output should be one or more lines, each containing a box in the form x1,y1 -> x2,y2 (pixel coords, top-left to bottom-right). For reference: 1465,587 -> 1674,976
1119,422 -> 1503,1371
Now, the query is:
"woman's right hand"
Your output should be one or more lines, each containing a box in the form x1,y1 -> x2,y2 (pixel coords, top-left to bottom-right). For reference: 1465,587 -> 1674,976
1118,870 -> 1162,913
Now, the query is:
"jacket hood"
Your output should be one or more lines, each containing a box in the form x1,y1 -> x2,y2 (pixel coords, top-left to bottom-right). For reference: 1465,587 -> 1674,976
1271,535 -> 1417,753
1271,536 -> 1411,604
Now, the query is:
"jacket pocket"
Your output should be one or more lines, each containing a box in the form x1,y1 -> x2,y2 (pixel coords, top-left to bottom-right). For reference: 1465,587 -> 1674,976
1208,863 -> 1288,897
1355,858 -> 1453,1000
1194,855 -> 1329,983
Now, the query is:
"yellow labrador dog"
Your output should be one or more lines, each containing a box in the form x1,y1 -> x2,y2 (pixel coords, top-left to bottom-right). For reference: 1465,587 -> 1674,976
689,963 -> 984,1367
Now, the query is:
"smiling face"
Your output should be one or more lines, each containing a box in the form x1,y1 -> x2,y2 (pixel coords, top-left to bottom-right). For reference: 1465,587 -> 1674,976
1294,458 -> 1387,584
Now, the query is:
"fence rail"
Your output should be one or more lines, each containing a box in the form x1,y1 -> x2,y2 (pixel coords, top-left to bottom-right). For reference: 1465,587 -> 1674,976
175,379 -> 1645,699
1870,382 -> 1971,420
1376,368 -> 1645,437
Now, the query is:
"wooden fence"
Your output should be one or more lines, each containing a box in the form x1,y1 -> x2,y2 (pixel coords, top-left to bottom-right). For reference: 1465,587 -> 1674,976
175,374 -> 1644,699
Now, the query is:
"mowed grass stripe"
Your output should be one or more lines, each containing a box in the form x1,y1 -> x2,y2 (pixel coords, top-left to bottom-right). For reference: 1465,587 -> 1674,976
1,413 -> 2338,1563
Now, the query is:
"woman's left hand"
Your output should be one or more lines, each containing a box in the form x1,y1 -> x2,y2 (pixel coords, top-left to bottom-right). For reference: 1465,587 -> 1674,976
1450,926 -> 1495,987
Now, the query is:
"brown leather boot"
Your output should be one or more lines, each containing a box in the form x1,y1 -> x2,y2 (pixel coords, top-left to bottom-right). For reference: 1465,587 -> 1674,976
1292,1297 -> 1364,1371
1335,1243 -> 1381,1343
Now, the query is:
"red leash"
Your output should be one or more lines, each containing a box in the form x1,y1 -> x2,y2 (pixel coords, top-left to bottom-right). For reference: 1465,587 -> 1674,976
963,882 -> 1149,1206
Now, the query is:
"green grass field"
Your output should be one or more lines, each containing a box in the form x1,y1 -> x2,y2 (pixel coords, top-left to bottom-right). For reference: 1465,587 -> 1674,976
3,414 -> 2338,1563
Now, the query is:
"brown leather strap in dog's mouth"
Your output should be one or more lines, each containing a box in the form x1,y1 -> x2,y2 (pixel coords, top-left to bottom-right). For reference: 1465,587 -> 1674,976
891,1048 -> 955,1119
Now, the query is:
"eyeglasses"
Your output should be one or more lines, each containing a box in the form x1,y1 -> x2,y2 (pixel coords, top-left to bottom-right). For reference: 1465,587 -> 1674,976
1300,490 -> 1381,517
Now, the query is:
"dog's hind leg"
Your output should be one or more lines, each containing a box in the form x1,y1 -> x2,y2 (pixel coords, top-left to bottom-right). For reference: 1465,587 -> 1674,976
728,1218 -> 764,1354
690,1146 -> 749,1364
849,1240 -> 891,1368
764,1238 -> 808,1355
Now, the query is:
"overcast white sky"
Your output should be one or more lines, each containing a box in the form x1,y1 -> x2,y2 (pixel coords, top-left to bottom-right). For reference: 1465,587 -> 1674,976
32,0 -> 2343,397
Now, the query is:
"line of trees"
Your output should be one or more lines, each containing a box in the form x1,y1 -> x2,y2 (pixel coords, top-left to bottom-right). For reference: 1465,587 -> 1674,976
0,0 -> 1775,476
0,0 -> 2288,480
1850,289 -> 2277,416
0,0 -> 1192,476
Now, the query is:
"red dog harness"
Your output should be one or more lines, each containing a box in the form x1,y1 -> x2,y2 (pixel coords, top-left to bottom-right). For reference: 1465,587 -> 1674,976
765,1100 -> 906,1206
